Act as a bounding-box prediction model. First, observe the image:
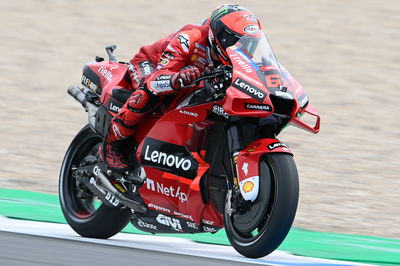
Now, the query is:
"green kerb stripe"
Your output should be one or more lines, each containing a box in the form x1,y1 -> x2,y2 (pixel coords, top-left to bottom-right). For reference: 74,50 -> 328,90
0,189 -> 399,265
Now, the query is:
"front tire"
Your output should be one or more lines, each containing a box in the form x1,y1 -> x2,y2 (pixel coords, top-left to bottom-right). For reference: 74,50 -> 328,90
224,153 -> 299,258
59,125 -> 131,239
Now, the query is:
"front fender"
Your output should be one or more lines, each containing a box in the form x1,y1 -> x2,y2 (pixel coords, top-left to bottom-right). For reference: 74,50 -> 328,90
236,138 -> 292,202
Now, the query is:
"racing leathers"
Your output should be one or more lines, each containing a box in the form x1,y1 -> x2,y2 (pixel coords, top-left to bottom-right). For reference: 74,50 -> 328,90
102,22 -> 212,174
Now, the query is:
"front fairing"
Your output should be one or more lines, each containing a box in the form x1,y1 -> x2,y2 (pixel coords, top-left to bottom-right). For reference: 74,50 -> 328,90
222,34 -> 320,133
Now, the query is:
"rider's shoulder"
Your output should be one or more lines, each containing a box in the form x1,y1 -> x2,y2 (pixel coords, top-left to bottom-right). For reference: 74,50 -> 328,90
172,23 -> 209,54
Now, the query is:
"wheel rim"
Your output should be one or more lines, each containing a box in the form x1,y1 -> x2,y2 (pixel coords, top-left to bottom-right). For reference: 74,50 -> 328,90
60,131 -> 104,220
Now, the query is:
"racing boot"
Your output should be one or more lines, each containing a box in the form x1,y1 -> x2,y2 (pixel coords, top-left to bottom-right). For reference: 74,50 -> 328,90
99,119 -> 146,187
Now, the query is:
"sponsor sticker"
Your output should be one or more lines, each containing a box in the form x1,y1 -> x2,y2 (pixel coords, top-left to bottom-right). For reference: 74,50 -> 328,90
243,24 -> 259,35
267,142 -> 289,150
141,137 -> 199,179
98,66 -> 112,81
146,178 -> 188,203
211,104 -> 229,119
298,93 -> 309,108
179,110 -> 199,117
243,181 -> 254,192
150,80 -> 173,93
244,103 -> 272,111
239,176 -> 259,201
81,74 -> 98,91
108,101 -> 121,113
195,43 -> 206,51
161,51 -> 176,60
138,61 -> 153,76
155,74 -> 173,81
232,78 -> 266,102
156,214 -> 182,232
177,34 -> 190,53
137,218 -> 158,230
191,55 -> 198,62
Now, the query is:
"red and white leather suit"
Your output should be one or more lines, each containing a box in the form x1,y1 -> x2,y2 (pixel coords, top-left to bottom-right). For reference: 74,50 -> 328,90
112,22 -> 211,138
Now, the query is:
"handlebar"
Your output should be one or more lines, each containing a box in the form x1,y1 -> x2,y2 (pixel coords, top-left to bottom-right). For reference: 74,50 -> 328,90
180,66 -> 232,98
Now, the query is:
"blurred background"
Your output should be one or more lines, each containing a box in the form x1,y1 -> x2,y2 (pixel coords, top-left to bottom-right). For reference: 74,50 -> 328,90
0,0 -> 399,238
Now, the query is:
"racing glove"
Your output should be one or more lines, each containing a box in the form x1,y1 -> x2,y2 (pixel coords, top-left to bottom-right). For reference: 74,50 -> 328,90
171,66 -> 201,90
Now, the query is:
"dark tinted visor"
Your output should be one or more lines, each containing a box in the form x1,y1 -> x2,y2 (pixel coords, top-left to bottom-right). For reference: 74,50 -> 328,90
214,20 -> 242,50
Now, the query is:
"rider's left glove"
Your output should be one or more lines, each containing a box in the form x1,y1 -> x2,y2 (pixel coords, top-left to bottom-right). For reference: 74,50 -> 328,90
170,66 -> 200,89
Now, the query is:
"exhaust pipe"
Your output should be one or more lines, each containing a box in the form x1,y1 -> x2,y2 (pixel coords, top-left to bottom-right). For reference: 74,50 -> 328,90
96,172 -> 147,213
67,85 -> 99,129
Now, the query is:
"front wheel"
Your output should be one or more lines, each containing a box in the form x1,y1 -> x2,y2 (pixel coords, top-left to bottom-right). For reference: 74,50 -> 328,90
59,125 -> 132,239
224,153 -> 299,258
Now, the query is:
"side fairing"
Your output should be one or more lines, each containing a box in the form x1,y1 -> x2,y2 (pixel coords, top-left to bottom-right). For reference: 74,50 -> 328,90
136,102 -> 224,227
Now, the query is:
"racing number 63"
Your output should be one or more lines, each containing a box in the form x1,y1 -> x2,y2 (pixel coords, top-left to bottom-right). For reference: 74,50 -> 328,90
266,74 -> 281,88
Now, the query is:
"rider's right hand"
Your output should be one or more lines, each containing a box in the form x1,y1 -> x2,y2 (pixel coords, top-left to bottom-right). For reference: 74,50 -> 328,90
171,66 -> 200,89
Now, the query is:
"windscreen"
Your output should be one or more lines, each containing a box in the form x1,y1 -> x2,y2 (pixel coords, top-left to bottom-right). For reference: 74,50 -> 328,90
232,34 -> 294,99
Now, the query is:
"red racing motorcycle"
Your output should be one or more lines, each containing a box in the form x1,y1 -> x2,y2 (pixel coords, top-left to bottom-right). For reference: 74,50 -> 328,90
59,34 -> 320,258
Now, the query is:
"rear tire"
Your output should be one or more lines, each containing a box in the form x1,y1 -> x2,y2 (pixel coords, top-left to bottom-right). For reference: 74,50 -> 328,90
59,125 -> 131,239
224,153 -> 299,258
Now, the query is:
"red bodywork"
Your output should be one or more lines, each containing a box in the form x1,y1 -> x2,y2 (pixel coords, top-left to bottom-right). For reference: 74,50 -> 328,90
83,40 -> 320,229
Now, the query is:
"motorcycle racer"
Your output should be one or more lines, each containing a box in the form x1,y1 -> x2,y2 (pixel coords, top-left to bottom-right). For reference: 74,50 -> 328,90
101,4 -> 263,183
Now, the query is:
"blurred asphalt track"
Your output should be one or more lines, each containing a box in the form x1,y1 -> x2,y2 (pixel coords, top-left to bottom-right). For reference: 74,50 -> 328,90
0,217 -> 369,266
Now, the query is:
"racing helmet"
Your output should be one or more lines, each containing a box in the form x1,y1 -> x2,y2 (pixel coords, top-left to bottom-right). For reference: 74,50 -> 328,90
209,4 -> 262,65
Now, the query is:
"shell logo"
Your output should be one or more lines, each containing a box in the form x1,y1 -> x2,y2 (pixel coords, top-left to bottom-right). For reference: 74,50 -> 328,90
243,181 -> 254,192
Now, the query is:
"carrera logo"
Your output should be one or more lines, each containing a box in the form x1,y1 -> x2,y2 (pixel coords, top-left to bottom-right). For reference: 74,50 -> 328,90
232,78 -> 266,102
244,103 -> 272,111
141,137 -> 198,179
268,142 -> 288,150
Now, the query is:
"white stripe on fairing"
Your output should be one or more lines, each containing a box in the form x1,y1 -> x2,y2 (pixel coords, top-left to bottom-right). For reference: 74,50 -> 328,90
0,216 -> 371,266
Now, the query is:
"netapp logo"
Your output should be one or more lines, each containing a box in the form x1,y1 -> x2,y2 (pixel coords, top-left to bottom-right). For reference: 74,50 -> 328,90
146,178 -> 188,203
141,137 -> 198,179
232,78 -> 266,102
244,103 -> 272,112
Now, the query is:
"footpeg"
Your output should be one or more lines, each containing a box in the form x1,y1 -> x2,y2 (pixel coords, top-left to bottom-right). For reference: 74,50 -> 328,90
127,166 -> 146,187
